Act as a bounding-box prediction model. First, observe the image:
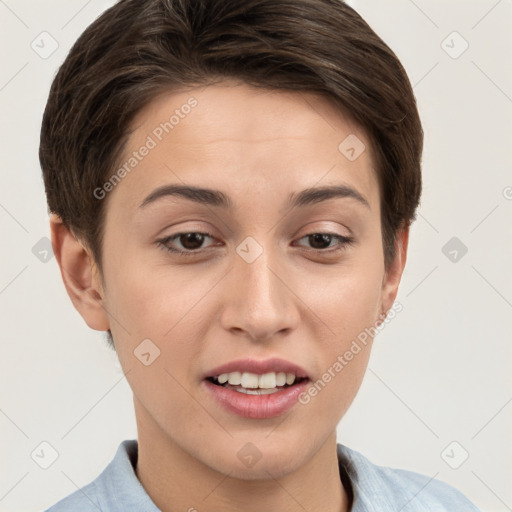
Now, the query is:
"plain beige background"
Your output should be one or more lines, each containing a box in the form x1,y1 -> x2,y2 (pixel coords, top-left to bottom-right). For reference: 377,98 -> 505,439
0,0 -> 511,510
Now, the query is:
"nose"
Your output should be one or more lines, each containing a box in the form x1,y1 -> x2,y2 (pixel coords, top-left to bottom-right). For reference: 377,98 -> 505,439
219,243 -> 300,342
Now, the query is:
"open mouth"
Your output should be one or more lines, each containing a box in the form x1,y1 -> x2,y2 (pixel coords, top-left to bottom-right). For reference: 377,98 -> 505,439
204,367 -> 311,418
206,372 -> 309,395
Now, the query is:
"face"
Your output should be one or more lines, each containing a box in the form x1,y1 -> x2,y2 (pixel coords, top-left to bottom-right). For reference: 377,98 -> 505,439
82,82 -> 405,479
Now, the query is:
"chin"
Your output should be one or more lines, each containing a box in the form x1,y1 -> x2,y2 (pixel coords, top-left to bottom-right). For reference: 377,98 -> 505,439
202,433 -> 315,480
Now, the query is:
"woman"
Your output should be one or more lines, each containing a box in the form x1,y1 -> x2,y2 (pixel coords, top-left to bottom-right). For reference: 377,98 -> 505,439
40,0 -> 481,510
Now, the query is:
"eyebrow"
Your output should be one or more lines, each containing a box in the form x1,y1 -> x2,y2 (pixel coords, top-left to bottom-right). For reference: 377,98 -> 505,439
139,184 -> 370,210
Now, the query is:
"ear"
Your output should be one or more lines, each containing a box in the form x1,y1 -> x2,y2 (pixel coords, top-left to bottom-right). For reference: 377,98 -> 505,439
379,226 -> 409,318
50,214 -> 110,331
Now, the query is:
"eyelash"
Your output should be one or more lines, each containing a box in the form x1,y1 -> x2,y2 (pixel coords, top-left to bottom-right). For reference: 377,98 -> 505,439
157,231 -> 354,257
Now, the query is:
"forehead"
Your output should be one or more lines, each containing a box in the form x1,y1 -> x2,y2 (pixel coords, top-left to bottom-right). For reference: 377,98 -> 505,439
107,82 -> 379,214
131,82 -> 368,151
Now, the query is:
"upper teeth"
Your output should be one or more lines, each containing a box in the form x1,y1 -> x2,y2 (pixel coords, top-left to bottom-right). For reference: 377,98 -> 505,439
216,371 -> 297,389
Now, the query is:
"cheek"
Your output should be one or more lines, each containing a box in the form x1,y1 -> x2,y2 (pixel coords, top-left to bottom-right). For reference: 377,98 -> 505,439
301,250 -> 384,340
103,246 -> 213,336
294,247 -> 383,411
104,266 -> 208,423
102,256 -> 218,391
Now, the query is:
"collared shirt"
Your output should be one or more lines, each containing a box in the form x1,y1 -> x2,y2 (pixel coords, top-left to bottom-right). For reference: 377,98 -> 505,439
45,439 -> 481,511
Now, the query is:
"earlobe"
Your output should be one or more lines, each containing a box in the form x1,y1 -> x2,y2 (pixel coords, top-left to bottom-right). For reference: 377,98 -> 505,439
50,214 -> 110,331
380,226 -> 410,317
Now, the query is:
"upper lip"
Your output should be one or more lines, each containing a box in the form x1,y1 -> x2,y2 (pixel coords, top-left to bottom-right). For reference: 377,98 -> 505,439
204,358 -> 309,379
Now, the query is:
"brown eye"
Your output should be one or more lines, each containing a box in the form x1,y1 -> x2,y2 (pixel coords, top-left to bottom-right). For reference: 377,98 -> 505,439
177,233 -> 207,250
158,231 -> 217,255
296,233 -> 354,252
307,234 -> 335,249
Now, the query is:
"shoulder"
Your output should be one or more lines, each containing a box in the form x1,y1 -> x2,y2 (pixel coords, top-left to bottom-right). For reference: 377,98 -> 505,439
337,444 -> 481,512
43,439 -> 156,512
44,479 -> 101,512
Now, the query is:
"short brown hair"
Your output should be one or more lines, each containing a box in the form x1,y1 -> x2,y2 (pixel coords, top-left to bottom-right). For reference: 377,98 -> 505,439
40,0 -> 422,291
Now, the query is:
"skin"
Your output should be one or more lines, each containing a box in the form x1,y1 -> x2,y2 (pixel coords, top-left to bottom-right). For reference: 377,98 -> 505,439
51,81 -> 409,512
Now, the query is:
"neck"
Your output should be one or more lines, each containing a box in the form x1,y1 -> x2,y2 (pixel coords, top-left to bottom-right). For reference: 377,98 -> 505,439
134,399 -> 350,512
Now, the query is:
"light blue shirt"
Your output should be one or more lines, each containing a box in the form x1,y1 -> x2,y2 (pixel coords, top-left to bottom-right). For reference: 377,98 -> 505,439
45,439 -> 481,511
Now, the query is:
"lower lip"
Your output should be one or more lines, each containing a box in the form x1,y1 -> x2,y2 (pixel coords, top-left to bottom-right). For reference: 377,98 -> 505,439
203,379 -> 309,419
